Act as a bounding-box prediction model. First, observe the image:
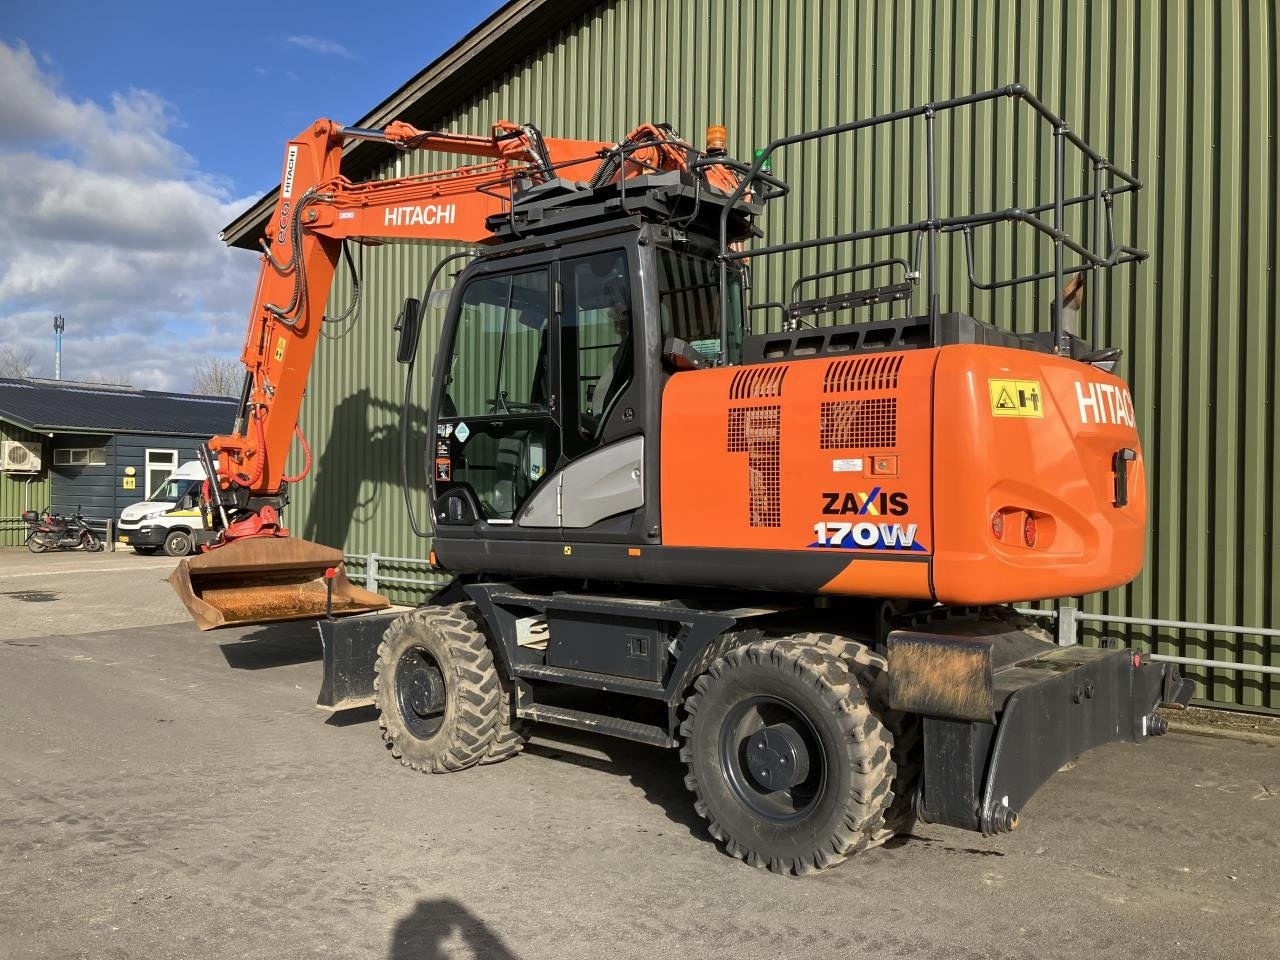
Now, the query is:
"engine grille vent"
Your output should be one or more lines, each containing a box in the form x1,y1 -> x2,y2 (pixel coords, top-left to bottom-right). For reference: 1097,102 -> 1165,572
823,355 -> 902,393
730,365 -> 788,400
820,398 -> 898,449
728,406 -> 782,527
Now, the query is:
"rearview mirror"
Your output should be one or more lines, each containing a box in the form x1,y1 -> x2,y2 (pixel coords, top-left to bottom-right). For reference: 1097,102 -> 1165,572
395,297 -> 423,364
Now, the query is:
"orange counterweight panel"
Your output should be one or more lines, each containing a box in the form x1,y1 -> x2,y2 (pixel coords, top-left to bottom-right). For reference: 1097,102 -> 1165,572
661,351 -> 937,599
929,345 -> 1145,604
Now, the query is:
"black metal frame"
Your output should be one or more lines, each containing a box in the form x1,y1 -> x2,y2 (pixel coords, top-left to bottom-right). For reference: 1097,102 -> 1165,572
717,83 -> 1147,361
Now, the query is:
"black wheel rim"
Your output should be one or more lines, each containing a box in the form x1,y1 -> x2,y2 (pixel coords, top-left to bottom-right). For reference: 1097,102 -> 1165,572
395,645 -> 448,740
718,695 -> 826,824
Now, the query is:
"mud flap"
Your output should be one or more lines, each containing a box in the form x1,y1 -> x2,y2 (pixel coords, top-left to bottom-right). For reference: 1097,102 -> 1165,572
886,615 -> 1189,835
315,611 -> 401,711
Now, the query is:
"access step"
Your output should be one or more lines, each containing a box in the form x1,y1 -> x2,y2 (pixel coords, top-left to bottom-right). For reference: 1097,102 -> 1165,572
514,662 -> 666,698
516,703 -> 676,748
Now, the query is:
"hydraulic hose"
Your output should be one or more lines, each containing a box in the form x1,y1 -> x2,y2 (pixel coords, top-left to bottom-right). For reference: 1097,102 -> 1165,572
282,424 -> 312,483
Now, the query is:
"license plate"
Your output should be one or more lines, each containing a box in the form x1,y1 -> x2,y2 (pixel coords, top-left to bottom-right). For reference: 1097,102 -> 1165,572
119,535 -> 129,542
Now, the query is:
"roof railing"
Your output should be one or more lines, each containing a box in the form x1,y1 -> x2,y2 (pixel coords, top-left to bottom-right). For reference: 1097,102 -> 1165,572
716,83 -> 1148,364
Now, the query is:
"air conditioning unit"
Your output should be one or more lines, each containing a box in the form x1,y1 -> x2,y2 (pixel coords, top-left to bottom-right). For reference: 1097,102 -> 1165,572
1,440 -> 42,473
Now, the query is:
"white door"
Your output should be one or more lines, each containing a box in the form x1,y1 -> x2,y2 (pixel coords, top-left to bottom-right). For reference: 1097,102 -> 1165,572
145,449 -> 179,499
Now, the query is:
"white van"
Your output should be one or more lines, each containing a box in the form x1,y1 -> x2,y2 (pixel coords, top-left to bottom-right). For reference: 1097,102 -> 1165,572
117,461 -> 215,557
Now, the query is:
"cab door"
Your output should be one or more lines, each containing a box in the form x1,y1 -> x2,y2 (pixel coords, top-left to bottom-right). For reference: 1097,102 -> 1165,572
517,245 -> 648,539
430,260 -> 561,539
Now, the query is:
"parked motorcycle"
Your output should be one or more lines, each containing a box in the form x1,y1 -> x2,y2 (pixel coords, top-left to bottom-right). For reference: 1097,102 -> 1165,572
23,508 -> 103,553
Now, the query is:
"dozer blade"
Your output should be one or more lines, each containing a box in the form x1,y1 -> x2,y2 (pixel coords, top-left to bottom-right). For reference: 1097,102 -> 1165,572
169,538 -> 391,630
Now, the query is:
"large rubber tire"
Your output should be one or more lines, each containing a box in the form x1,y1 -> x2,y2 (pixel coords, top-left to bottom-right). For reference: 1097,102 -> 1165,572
680,638 -> 896,875
26,532 -> 46,554
162,529 -> 193,557
480,667 -> 532,765
82,532 -> 102,552
804,633 -> 921,841
374,604 -> 502,773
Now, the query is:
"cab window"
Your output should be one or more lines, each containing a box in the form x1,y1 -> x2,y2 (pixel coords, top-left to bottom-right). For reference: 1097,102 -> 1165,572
562,250 -> 632,441
657,249 -> 742,364
445,269 -> 550,418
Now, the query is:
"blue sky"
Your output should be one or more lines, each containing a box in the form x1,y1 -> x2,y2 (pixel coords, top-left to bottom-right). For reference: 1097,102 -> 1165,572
0,1 -> 504,389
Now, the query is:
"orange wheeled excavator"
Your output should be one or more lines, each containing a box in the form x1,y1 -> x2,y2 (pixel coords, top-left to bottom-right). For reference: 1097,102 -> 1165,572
173,85 -> 1191,873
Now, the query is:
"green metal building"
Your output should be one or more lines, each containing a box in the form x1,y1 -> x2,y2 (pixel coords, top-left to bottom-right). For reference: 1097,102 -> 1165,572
223,0 -> 1278,709
0,418 -> 50,546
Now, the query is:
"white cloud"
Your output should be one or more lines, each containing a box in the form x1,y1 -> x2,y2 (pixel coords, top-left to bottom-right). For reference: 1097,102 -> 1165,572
285,35 -> 355,59
0,41 -> 259,392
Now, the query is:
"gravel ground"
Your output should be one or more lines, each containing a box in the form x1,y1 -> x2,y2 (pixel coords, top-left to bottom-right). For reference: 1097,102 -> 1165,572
1,551 -> 1277,959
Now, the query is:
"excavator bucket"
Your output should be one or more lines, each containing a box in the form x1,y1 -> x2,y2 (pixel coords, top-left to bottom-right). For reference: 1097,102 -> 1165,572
169,538 -> 391,631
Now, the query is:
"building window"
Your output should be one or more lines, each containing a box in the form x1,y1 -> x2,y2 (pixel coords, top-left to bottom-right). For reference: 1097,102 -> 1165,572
53,447 -> 107,467
145,449 -> 179,499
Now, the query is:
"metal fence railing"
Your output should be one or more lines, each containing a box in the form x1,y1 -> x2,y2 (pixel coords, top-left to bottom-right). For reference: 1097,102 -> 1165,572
342,551 -> 446,595
1015,604 -> 1280,677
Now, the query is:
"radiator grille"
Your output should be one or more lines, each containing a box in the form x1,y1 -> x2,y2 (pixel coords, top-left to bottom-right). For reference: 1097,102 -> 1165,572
730,365 -> 788,399
820,398 -> 898,449
728,405 -> 782,527
823,355 -> 902,392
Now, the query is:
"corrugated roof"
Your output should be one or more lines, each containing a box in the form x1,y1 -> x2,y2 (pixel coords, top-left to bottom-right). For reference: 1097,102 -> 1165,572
0,378 -> 237,436
220,0 -> 599,250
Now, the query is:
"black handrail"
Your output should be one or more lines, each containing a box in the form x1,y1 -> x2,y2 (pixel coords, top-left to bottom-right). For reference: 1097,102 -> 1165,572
716,83 -> 1147,363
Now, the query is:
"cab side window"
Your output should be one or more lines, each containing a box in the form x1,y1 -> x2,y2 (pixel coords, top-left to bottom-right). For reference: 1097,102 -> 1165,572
657,249 -> 741,363
563,251 -> 632,441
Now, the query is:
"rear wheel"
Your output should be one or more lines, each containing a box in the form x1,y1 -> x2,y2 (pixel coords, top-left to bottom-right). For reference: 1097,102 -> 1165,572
26,532 -> 46,554
803,633 -> 921,840
163,529 -> 192,557
680,638 -> 895,874
374,604 -> 502,773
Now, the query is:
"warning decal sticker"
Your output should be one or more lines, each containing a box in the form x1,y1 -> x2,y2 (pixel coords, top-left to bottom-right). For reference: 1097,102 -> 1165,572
988,379 -> 1045,418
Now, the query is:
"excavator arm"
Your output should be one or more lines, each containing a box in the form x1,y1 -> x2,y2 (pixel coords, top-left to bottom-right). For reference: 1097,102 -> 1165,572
207,118 -> 612,524
174,115 -> 738,628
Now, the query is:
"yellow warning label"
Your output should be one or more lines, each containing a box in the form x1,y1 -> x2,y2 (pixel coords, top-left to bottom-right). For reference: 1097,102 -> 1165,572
273,337 -> 287,362
988,379 -> 1045,418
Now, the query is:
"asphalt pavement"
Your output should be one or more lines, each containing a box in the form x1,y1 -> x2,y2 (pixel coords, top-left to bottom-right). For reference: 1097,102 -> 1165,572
0,547 -> 1277,959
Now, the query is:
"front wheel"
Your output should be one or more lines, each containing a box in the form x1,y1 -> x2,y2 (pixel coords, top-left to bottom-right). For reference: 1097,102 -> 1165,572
81,532 -> 102,552
162,529 -> 193,557
26,532 -> 47,554
680,638 -> 896,875
374,604 -> 502,773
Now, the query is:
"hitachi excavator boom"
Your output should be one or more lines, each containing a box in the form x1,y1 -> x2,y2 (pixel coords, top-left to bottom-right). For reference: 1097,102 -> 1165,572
173,115 -> 729,629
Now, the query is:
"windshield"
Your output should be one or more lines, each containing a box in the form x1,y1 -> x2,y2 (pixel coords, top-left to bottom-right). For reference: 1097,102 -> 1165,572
148,477 -> 198,504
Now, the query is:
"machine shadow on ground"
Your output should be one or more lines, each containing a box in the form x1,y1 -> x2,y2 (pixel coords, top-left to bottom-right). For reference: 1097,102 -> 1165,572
523,727 -> 707,837
218,621 -> 324,670
387,898 -> 518,960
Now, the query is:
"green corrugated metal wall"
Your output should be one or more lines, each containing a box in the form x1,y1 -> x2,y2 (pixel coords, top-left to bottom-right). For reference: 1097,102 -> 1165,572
288,0 -> 1278,708
0,421 -> 50,546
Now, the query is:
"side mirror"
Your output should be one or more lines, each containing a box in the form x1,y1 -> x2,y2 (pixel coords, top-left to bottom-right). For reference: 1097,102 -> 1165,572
395,297 -> 423,364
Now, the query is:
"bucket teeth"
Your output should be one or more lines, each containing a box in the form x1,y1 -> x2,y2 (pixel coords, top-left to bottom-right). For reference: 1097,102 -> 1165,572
169,538 -> 391,630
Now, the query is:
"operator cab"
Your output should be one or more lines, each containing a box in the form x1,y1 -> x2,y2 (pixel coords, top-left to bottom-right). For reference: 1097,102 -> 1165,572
426,211 -> 743,551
